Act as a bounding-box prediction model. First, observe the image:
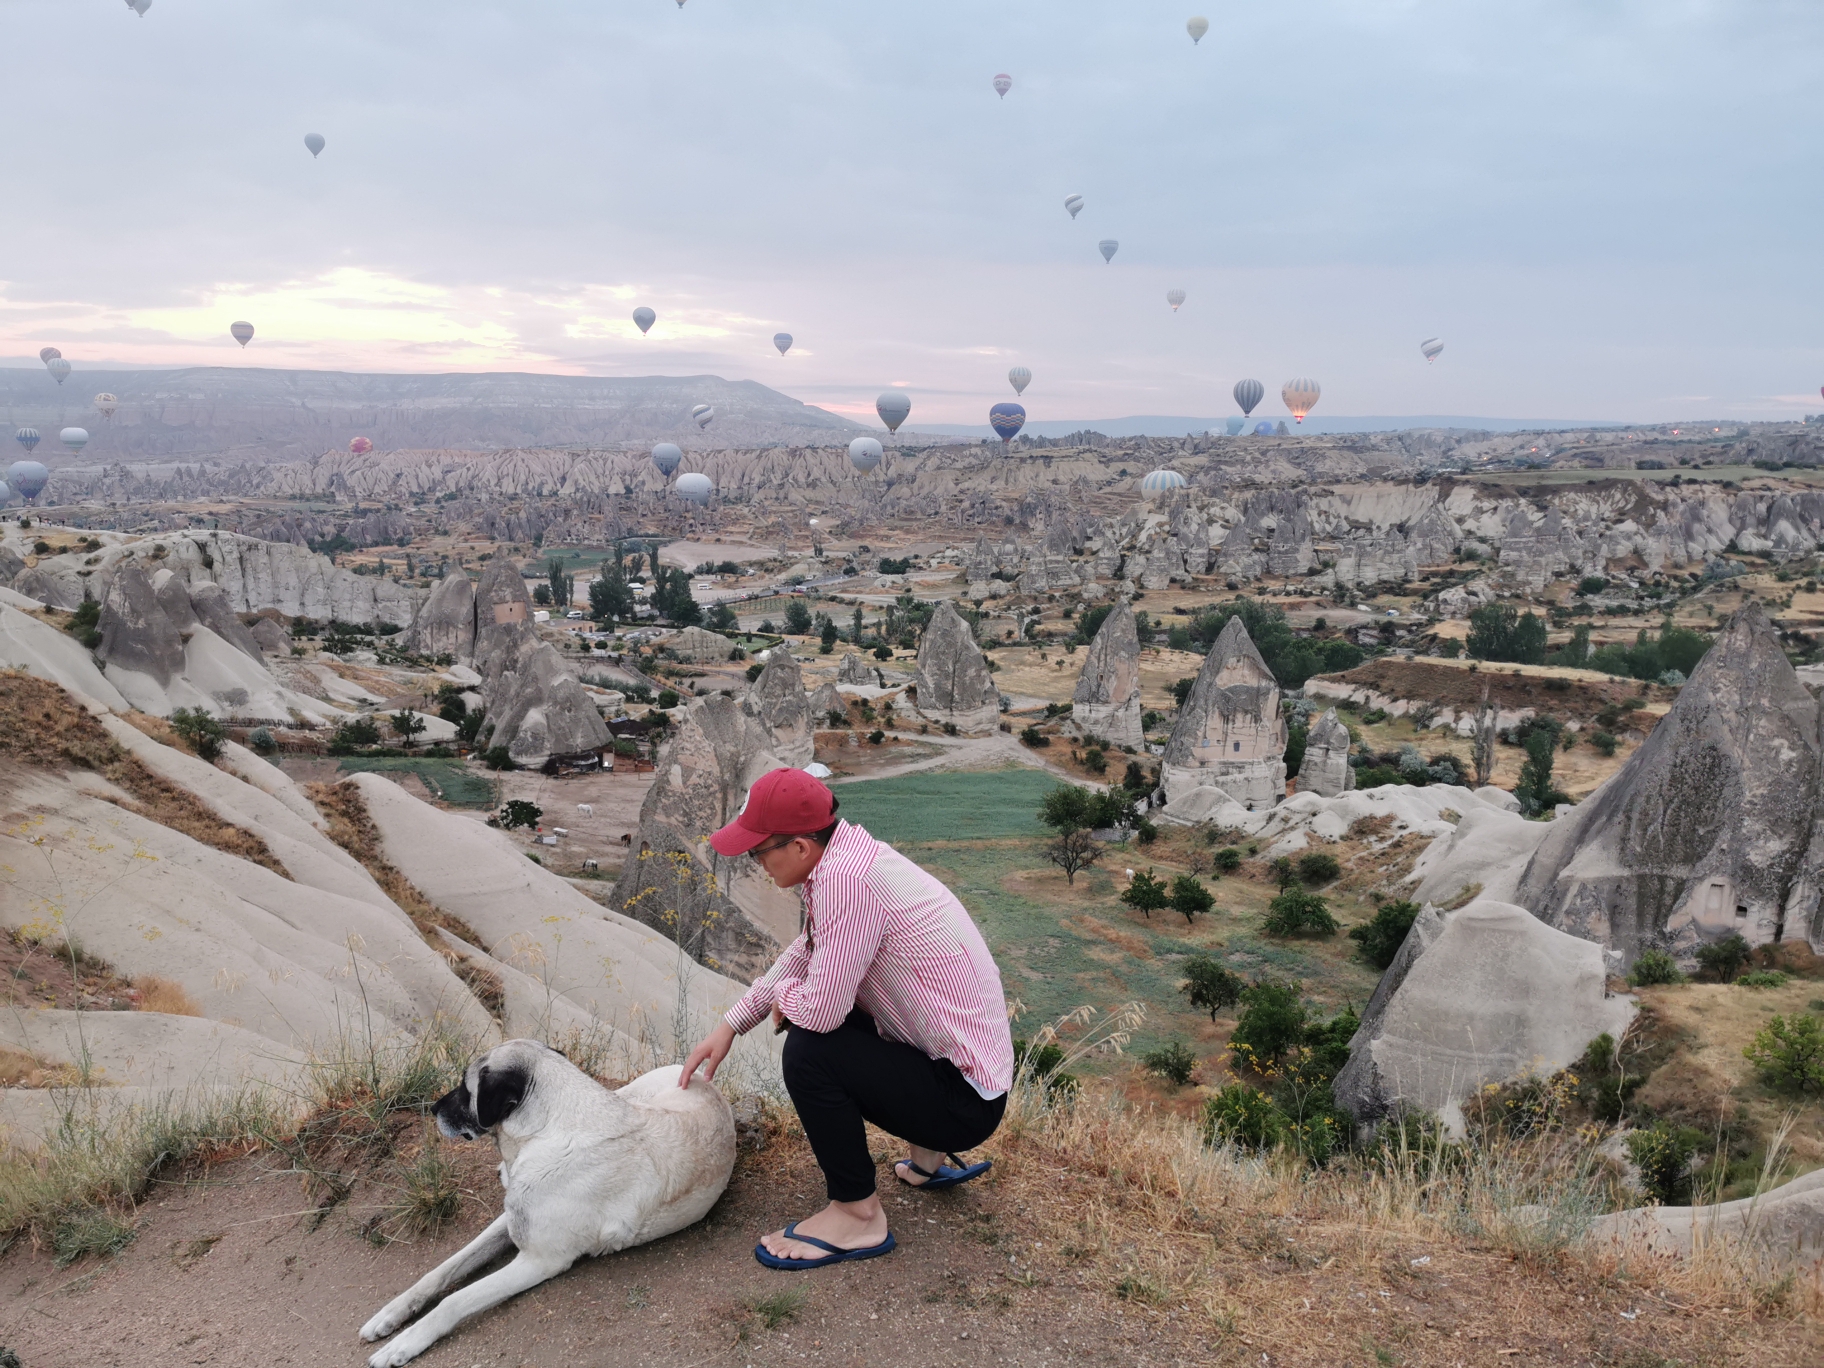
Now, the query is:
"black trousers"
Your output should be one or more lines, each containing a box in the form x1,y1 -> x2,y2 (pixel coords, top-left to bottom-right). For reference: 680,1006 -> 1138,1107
782,1007 -> 1006,1203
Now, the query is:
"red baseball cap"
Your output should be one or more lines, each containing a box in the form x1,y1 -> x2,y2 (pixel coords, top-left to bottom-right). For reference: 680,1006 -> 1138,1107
707,767 -> 839,857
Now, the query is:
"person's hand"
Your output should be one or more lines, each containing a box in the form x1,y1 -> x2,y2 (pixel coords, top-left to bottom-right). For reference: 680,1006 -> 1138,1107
770,1005 -> 787,1033
680,1021 -> 736,1087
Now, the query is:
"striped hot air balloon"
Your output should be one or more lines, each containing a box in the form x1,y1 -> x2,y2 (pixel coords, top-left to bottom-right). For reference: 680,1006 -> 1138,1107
349,436 -> 372,455
1281,378 -> 1321,423
1141,469 -> 1187,497
231,321 -> 254,347
773,333 -> 793,355
989,402 -> 1026,444
38,347 -> 60,364
1421,337 -> 1444,363
1007,367 -> 1031,396
60,427 -> 89,453
47,358 -> 70,385
1064,194 -> 1084,220
1166,288 -> 1186,311
15,428 -> 40,454
1233,378 -> 1264,416
691,403 -> 715,429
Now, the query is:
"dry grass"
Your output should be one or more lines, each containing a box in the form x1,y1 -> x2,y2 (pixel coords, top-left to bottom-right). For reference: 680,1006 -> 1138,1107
305,779 -> 485,947
0,1045 -> 83,1089
0,670 -> 290,878
133,975 -> 202,1017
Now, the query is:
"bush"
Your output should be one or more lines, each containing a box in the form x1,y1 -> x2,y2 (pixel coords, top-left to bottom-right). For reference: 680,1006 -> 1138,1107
1230,979 -> 1307,1067
1180,955 -> 1244,1020
1348,899 -> 1420,970
1013,1038 -> 1078,1100
1295,851 -> 1340,885
1743,1014 -> 1824,1094
656,689 -> 681,710
1628,948 -> 1685,986
332,717 -> 382,750
1590,730 -> 1619,756
247,726 -> 277,755
1626,1122 -> 1701,1205
1018,726 -> 1049,748
169,707 -> 227,762
66,597 -> 102,649
867,729 -> 885,745
1135,818 -> 1158,845
499,799 -> 543,830
1168,874 -> 1214,925
1737,970 -> 1790,989
1119,870 -> 1169,919
1081,747 -> 1107,775
1212,846 -> 1242,873
1203,1084 -> 1284,1150
1141,1040 -> 1197,1087
1263,887 -> 1339,937
1694,933 -> 1751,983
481,745 -> 516,771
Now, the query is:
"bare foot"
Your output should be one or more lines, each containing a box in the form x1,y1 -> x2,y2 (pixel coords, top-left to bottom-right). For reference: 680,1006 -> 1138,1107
759,1196 -> 888,1260
893,1144 -> 948,1188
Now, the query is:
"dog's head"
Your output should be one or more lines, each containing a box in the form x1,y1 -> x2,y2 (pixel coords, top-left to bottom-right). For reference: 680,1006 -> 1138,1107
434,1039 -> 552,1141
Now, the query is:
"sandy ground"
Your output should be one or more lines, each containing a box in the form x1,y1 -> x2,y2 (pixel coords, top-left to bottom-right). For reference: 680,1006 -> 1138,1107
657,540 -> 781,569
467,767 -> 658,878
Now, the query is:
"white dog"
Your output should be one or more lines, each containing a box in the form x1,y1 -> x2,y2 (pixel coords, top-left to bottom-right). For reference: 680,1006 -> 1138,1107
360,1040 -> 736,1367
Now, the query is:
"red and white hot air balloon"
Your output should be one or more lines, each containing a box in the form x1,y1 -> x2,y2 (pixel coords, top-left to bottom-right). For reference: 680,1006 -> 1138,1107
993,73 -> 1012,98
349,436 -> 373,455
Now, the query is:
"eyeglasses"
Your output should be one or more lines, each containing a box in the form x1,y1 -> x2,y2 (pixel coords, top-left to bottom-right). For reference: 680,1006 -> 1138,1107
747,837 -> 799,861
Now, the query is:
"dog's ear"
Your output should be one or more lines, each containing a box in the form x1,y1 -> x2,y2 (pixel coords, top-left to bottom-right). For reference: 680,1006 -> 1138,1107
474,1059 -> 530,1130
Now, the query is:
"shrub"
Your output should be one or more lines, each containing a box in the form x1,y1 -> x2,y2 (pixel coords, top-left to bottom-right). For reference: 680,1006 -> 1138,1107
867,729 -> 885,745
1135,818 -> 1158,845
1180,955 -> 1244,1020
1230,979 -> 1307,1067
1018,726 -> 1049,748
332,717 -> 382,750
1295,851 -> 1340,885
169,707 -> 227,762
1590,730 -> 1619,756
1119,870 -> 1169,919
1263,887 -> 1339,937
1081,747 -> 1107,775
247,726 -> 277,755
66,597 -> 102,649
499,799 -> 542,830
1694,933 -> 1750,983
1348,899 -> 1420,970
1628,948 -> 1685,986
1203,1084 -> 1284,1150
1168,874 -> 1214,925
1212,846 -> 1242,873
1626,1122 -> 1701,1205
1738,970 -> 1789,989
481,745 -> 516,771
1013,1038 -> 1078,1100
1743,1014 -> 1824,1094
656,689 -> 681,710
1141,1040 -> 1197,1088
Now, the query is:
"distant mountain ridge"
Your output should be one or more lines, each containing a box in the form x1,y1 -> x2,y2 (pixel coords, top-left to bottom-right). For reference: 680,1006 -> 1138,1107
917,415 -> 1633,439
0,366 -> 868,463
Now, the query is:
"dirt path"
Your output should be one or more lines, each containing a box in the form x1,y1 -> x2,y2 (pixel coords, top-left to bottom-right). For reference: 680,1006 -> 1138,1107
831,731 -> 1084,787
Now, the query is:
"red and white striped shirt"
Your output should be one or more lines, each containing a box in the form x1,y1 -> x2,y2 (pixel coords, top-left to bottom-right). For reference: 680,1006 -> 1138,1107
724,820 -> 1014,1097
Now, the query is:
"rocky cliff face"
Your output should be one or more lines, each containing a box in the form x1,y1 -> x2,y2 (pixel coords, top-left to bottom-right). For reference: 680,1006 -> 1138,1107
1162,616 -> 1286,808
912,600 -> 1001,733
1069,598 -> 1143,748
98,561 -> 186,685
1296,707 -> 1354,798
744,649 -> 814,765
406,570 -> 476,660
473,558 -> 610,767
1513,604 -> 1824,962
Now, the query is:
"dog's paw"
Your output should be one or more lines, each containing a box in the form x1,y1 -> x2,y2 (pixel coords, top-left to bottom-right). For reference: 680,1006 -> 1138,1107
368,1336 -> 425,1368
359,1305 -> 407,1343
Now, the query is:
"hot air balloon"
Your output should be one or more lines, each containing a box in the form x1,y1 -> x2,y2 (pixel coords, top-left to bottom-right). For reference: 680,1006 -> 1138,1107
15,428 -> 39,454
675,472 -> 713,506
876,392 -> 910,432
130,0 -> 151,14
1166,288 -> 1186,312
773,333 -> 793,356
633,307 -> 656,335
1188,17 -> 1209,44
1141,469 -> 1187,497
1224,417 -> 1245,436
1007,367 -> 1031,396
1233,378 -> 1264,416
691,403 -> 715,429
1281,378 -> 1321,423
8,460 -> 50,501
989,402 -> 1026,444
1097,239 -> 1118,263
349,436 -> 373,455
304,133 -> 325,157
1064,194 -> 1084,220
1421,337 -> 1444,363
94,393 -> 118,420
231,321 -> 254,347
849,437 -> 883,474
993,74 -> 1012,98
1253,421 -> 1274,436
38,347 -> 60,364
651,443 -> 682,477
60,427 -> 89,453
47,358 -> 70,385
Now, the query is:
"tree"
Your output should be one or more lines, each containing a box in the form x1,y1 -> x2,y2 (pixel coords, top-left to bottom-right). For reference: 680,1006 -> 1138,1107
532,583 -> 553,606
332,716 -> 382,750
389,710 -> 426,749
1045,828 -> 1101,885
1073,603 -> 1113,646
1466,602 -> 1548,664
650,566 -> 701,625
169,707 -> 227,762
1181,955 -> 1244,1020
1513,727 -> 1568,817
1169,874 -> 1214,925
1141,1041 -> 1197,1087
1263,887 -> 1339,937
1120,870 -> 1169,919
1038,784 -> 1097,834
1744,1014 -> 1824,1094
1284,722 -> 1308,777
1696,933 -> 1752,983
482,744 -> 516,771
1348,899 -> 1420,969
1212,846 -> 1242,873
590,562 -> 634,623
500,799 -> 543,830
849,604 -> 864,643
706,601 -> 738,633
1295,852 -> 1340,885
1229,979 -> 1308,1068
820,618 -> 839,651
546,556 -> 573,612
783,597 -> 814,635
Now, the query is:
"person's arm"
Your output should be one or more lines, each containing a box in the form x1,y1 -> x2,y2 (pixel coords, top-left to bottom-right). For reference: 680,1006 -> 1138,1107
679,930 -> 812,1086
773,875 -> 886,1033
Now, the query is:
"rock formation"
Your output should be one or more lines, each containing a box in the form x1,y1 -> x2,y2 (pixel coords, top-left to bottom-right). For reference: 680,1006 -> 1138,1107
188,581 -> 264,662
743,648 -> 814,765
1295,707 -> 1354,797
97,561 -> 186,685
1333,899 -> 1635,1138
1513,603 -> 1824,961
1161,615 -> 1286,809
912,600 -> 1001,733
248,616 -> 291,655
473,558 -> 611,767
1069,599 -> 1143,747
836,651 -> 872,685
407,571 -> 477,660
807,681 -> 845,722
669,625 -> 737,663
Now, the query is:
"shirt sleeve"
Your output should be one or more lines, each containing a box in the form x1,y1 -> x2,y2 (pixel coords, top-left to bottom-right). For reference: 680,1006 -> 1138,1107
774,871 -> 888,1033
723,932 -> 812,1035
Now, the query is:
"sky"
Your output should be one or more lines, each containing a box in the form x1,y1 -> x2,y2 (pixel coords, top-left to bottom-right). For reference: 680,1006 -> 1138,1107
0,0 -> 1819,427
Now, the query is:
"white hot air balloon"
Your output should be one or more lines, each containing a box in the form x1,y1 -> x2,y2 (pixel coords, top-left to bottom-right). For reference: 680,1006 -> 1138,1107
848,437 -> 883,474
1064,194 -> 1084,220
633,307 -> 656,335
675,472 -> 713,506
691,403 -> 715,429
38,347 -> 60,364
993,73 -> 1012,99
47,358 -> 70,385
1098,239 -> 1118,263
1141,469 -> 1187,497
1187,16 -> 1209,44
1281,378 -> 1321,423
1166,288 -> 1186,312
130,0 -> 152,14
773,333 -> 793,355
876,392 -> 911,433
1007,367 -> 1031,396
1421,337 -> 1444,363
94,393 -> 118,420
231,321 -> 254,347
651,443 -> 682,478
304,133 -> 325,157
60,427 -> 89,453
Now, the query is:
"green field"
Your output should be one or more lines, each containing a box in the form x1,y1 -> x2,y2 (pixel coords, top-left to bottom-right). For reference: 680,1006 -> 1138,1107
834,767 -> 1055,842
335,757 -> 497,808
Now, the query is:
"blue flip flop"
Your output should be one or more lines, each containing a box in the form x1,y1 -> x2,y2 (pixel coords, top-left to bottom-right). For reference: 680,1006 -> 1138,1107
896,1152 -> 992,1191
754,1222 -> 898,1271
